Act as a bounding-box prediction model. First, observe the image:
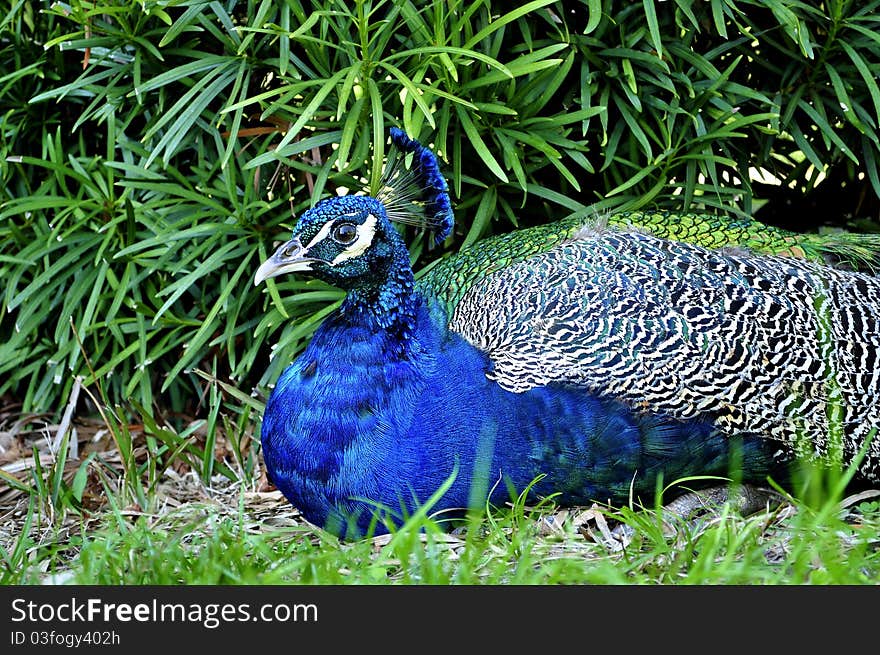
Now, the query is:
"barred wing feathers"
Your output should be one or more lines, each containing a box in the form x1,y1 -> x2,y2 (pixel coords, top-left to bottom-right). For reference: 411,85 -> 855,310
442,224 -> 880,481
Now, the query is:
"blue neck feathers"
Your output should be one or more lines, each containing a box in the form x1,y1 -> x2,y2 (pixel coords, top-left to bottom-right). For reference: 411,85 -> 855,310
338,228 -> 420,353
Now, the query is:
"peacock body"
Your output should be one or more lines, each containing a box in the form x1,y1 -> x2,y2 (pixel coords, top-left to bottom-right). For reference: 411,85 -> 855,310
255,129 -> 880,538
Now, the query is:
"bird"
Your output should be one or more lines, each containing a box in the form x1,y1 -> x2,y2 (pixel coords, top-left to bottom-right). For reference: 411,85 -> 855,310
254,128 -> 880,539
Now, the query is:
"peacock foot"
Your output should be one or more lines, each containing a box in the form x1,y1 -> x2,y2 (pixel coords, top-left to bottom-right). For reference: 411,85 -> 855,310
575,484 -> 785,551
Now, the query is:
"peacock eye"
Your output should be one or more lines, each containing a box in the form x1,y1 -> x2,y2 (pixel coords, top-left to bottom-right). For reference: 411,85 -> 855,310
332,222 -> 358,245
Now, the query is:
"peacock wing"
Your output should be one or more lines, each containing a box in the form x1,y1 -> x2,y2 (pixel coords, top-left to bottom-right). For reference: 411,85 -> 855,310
442,224 -> 880,479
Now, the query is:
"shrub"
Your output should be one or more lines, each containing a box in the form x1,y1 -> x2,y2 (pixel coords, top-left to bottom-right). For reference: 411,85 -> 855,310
2,0 -> 879,415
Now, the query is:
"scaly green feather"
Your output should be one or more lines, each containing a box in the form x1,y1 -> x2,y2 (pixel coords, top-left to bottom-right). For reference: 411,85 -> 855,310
420,210 -> 880,318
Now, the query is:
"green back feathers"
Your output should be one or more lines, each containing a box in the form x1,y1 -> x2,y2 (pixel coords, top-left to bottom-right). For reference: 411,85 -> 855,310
419,215 -> 582,313
418,211 -> 880,318
619,211 -> 880,272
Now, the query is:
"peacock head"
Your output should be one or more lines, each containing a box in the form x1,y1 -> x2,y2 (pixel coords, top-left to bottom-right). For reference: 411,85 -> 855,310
253,194 -> 403,290
254,128 -> 454,292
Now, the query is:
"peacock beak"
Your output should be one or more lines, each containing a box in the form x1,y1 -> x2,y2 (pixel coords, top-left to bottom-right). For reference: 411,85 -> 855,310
254,238 -> 320,285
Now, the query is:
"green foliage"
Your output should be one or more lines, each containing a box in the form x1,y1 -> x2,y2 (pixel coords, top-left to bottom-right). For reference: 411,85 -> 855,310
2,0 -> 880,420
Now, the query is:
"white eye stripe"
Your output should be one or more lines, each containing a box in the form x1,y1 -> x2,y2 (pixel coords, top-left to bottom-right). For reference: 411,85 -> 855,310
304,221 -> 336,250
331,214 -> 378,265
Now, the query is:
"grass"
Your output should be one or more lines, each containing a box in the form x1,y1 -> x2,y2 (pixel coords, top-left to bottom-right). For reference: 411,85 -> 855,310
6,485 -> 880,585
2,401 -> 879,585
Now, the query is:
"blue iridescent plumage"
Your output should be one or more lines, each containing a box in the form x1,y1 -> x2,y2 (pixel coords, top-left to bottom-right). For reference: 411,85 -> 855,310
255,130 -> 880,539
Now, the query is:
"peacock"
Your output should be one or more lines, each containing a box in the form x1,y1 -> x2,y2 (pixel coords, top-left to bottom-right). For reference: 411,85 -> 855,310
254,128 -> 880,539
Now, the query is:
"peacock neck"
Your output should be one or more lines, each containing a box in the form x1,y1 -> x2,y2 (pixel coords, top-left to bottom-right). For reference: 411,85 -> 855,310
338,249 -> 420,354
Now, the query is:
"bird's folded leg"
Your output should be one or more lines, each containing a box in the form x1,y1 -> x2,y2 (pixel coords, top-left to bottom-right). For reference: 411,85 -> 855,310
662,483 -> 784,520
607,484 -> 785,545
